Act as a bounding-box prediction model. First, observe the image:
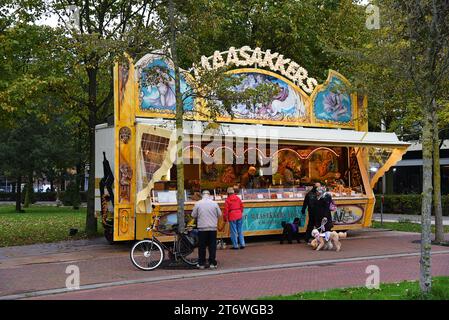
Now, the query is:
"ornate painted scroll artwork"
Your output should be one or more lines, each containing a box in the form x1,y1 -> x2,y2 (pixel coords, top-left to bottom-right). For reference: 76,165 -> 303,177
309,148 -> 340,182
225,72 -> 307,122
313,74 -> 353,125
118,63 -> 129,105
134,48 -> 360,128
119,163 -> 133,201
139,58 -> 193,114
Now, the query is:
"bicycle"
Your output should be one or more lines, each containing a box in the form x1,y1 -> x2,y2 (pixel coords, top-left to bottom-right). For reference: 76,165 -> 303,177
130,208 -> 199,271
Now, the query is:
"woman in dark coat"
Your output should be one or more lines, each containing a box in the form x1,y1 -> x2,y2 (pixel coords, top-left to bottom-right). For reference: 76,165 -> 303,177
316,187 -> 334,232
302,185 -> 319,242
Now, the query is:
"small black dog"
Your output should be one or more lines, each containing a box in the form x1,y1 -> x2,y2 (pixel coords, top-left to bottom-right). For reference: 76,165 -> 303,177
280,217 -> 301,244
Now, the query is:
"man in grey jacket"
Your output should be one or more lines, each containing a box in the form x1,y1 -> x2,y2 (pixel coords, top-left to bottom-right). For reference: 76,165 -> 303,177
191,190 -> 222,269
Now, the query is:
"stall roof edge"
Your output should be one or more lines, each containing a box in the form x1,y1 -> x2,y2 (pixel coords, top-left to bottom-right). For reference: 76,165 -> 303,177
96,119 -> 411,148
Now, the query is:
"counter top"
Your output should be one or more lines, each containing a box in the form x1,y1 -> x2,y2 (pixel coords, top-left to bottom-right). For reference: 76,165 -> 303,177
154,196 -> 368,206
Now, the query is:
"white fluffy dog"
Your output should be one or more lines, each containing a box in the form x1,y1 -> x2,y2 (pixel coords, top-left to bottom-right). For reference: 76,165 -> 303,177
310,229 -> 347,251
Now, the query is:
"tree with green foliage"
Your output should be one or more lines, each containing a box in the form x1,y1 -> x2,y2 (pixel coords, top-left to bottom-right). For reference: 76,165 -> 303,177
170,0 -> 370,83
358,0 -> 449,294
0,22 -> 70,212
12,0 -> 164,235
159,0 -> 280,232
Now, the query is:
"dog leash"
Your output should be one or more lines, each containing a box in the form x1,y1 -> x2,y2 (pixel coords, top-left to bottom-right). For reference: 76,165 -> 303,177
318,217 -> 328,232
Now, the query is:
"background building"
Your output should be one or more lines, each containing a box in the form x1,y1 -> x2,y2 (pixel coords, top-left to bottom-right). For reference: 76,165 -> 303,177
375,140 -> 449,195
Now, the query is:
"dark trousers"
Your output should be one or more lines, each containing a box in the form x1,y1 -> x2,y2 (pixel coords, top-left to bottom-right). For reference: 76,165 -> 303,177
305,213 -> 316,241
198,230 -> 217,266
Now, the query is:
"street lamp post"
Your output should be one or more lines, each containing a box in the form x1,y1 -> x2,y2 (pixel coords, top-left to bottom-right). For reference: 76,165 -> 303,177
380,194 -> 384,227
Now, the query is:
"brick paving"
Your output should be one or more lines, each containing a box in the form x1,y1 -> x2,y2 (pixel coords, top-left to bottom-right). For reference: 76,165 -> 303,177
1,229 -> 448,299
30,253 -> 449,300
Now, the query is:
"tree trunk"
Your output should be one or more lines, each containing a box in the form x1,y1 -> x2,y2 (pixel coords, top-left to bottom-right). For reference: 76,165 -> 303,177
420,108 -> 433,294
168,0 -> 185,233
74,143 -> 82,210
24,171 -> 33,208
85,67 -> 98,236
15,176 -> 22,212
432,106 -> 444,243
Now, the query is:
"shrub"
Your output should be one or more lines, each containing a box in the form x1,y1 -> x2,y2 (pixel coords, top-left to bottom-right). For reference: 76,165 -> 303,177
0,191 -> 87,203
375,194 -> 449,216
0,192 -> 16,201
62,182 -> 81,208
22,183 -> 36,205
35,192 -> 58,201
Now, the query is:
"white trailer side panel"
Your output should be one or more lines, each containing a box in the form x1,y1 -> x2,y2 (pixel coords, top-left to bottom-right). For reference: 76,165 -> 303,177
95,124 -> 115,214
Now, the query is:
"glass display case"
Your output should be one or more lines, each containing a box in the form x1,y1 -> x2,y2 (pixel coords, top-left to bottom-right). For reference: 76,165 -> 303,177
147,142 -> 367,205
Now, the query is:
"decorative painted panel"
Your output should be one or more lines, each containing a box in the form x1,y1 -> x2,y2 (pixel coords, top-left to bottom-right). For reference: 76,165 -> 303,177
133,50 -> 363,129
312,72 -> 354,127
331,204 -> 364,225
113,58 -> 136,241
222,72 -> 309,123
138,58 -> 193,114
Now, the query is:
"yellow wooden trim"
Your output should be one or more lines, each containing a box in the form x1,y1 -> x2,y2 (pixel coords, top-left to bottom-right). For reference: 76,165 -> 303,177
355,95 -> 369,132
353,93 -> 359,131
136,223 -> 365,242
333,224 -> 364,231
154,197 -> 369,212
113,62 -> 120,240
355,147 -> 375,227
135,67 -> 314,126
133,64 -> 359,129
132,196 -> 370,240
114,57 -> 137,241
370,147 -> 408,189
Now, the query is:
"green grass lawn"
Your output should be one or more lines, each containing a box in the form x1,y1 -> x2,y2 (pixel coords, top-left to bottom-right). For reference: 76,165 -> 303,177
372,220 -> 449,233
261,276 -> 449,300
0,205 -> 103,247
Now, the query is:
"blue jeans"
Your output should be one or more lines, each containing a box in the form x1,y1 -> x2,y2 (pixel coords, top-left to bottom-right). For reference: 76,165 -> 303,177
229,219 -> 245,248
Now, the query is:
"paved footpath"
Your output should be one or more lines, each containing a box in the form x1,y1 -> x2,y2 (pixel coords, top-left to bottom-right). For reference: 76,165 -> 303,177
0,229 -> 448,300
29,253 -> 449,300
373,213 -> 449,225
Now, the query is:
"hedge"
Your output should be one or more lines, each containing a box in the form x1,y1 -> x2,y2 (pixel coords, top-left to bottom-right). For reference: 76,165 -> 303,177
1,192 -> 447,215
374,194 -> 449,216
0,191 -> 87,203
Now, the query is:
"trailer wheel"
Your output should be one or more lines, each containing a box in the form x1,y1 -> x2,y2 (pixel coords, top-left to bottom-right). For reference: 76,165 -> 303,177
104,227 -> 114,244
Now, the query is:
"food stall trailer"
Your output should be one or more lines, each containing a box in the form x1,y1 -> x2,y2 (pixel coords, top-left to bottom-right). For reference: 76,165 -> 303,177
95,47 -> 410,242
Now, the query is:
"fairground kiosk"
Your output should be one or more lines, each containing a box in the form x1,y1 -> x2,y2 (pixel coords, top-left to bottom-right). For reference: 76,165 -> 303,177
95,47 -> 410,242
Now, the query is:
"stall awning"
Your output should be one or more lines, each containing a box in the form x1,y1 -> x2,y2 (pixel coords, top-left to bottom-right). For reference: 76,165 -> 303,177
135,118 -> 410,149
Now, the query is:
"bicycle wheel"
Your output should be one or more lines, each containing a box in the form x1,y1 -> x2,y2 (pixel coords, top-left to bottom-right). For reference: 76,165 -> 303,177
130,240 -> 164,271
178,235 -> 198,266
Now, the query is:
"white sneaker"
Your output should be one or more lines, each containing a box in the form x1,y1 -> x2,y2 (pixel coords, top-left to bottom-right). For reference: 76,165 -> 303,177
209,263 -> 218,269
196,264 -> 205,270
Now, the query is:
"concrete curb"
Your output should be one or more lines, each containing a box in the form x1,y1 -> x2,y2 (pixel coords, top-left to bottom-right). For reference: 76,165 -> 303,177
2,250 -> 449,300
